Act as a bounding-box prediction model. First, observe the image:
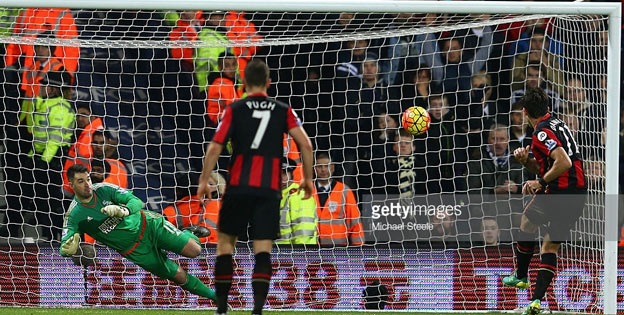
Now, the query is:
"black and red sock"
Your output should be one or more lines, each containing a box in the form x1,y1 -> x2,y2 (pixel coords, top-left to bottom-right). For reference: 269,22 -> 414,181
532,253 -> 557,301
252,252 -> 272,314
214,254 -> 233,313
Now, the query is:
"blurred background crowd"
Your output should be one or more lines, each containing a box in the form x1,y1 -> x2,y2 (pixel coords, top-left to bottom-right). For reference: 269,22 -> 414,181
0,1 -> 621,247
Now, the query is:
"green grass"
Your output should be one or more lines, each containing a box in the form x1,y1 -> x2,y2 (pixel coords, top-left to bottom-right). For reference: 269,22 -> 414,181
0,308 -> 580,315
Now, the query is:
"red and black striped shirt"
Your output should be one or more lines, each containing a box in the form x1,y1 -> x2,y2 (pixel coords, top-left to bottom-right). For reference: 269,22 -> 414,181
531,113 -> 586,191
213,93 -> 301,198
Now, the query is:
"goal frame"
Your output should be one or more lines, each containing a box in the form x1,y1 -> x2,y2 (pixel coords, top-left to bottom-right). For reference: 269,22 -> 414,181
0,0 -> 621,313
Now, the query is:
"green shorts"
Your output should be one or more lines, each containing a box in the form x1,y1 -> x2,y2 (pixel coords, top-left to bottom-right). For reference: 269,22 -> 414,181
123,211 -> 200,280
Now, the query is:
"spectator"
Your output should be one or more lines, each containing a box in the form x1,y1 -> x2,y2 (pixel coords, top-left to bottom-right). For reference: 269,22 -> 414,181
89,159 -> 128,193
467,124 -> 523,239
389,65 -> 434,113
276,158 -> 318,245
169,10 -> 203,72
357,112 -> 398,198
359,53 -> 388,114
283,135 -> 303,182
314,152 -> 364,246
467,71 -> 496,132
30,70 -> 75,241
428,211 -> 457,244
438,25 -> 494,107
62,129 -> 118,197
511,27 -> 564,94
425,94 -> 468,193
62,105 -> 104,195
336,39 -> 369,78
195,11 -> 229,91
362,280 -> 389,310
224,11 -> 261,80
508,101 -> 533,152
20,31 -> 65,130
163,171 -> 225,244
4,8 -> 79,74
384,129 -> 427,198
510,63 -> 560,112
206,50 -> 242,125
481,217 -> 500,246
565,76 -> 605,157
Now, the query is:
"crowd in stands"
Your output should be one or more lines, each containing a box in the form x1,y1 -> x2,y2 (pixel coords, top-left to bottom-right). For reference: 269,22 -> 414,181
0,7 -> 619,247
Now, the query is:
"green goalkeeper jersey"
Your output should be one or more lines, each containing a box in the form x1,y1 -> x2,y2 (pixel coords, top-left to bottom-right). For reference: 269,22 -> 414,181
60,183 -> 148,255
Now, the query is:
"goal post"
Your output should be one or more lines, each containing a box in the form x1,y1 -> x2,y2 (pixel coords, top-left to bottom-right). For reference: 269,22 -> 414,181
0,0 -> 620,313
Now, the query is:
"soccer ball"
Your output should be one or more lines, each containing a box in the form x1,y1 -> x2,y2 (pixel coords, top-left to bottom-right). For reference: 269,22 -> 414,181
402,106 -> 431,136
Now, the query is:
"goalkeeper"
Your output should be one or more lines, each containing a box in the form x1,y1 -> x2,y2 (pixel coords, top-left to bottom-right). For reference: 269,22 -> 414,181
60,163 -> 218,302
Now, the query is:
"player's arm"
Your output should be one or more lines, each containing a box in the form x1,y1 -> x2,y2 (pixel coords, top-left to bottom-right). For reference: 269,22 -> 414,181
198,106 -> 231,202
288,125 -> 313,199
523,147 -> 572,195
60,215 -> 80,257
99,185 -> 142,217
513,145 -> 540,174
111,187 -> 144,214
542,147 -> 573,183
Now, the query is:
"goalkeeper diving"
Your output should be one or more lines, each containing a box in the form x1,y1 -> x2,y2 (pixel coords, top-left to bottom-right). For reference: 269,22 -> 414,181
60,163 -> 218,302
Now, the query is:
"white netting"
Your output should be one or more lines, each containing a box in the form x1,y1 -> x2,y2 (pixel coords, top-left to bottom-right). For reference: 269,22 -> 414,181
0,7 -> 613,312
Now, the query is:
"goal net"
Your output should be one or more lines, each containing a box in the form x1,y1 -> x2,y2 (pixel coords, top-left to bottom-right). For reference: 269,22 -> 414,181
0,2 -> 619,313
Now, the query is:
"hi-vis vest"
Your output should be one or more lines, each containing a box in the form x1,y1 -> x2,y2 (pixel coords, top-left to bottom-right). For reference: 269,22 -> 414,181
283,135 -> 303,182
314,181 -> 364,246
163,195 -> 219,244
276,183 -> 318,245
5,8 -> 79,74
30,96 -> 75,163
195,28 -> 229,91
20,57 -> 64,127
62,117 -> 104,194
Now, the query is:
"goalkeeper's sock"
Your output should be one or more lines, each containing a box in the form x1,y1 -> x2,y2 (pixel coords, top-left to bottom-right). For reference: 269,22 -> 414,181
515,235 -> 536,279
214,254 -> 233,314
180,273 -> 217,301
531,253 -> 557,301
252,252 -> 272,314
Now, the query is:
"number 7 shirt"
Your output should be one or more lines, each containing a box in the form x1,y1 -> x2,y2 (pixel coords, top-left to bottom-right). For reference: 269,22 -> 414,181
212,92 -> 302,199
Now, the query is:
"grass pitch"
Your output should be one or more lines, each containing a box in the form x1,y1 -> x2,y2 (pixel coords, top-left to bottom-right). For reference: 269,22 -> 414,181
0,307 -> 581,315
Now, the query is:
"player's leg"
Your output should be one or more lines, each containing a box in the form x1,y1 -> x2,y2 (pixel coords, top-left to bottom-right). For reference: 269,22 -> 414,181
251,239 -> 274,315
215,232 -> 237,314
149,217 -> 218,301
214,193 -> 251,314
249,197 -> 281,315
503,213 -> 538,289
532,234 -> 561,299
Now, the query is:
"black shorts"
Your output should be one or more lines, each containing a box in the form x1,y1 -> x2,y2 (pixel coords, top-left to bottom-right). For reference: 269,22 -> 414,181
218,193 -> 281,240
523,189 -> 587,243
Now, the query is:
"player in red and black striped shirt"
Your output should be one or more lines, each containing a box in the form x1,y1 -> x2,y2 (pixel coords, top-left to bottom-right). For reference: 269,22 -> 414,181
502,88 -> 587,315
197,59 -> 313,315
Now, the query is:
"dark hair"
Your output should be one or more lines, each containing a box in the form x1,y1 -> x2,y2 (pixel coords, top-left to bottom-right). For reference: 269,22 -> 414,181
218,50 -> 236,66
244,59 -> 270,88
397,128 -> 412,139
519,87 -> 549,118
67,163 -> 89,182
532,26 -> 546,37
315,151 -> 331,162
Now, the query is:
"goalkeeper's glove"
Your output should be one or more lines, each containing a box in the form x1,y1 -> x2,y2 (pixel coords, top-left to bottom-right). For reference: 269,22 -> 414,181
101,205 -> 130,218
61,233 -> 80,257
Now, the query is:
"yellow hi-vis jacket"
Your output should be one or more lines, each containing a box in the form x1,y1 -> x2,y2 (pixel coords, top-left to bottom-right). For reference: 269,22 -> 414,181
30,96 -> 75,162
195,28 -> 229,91
276,183 -> 318,245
